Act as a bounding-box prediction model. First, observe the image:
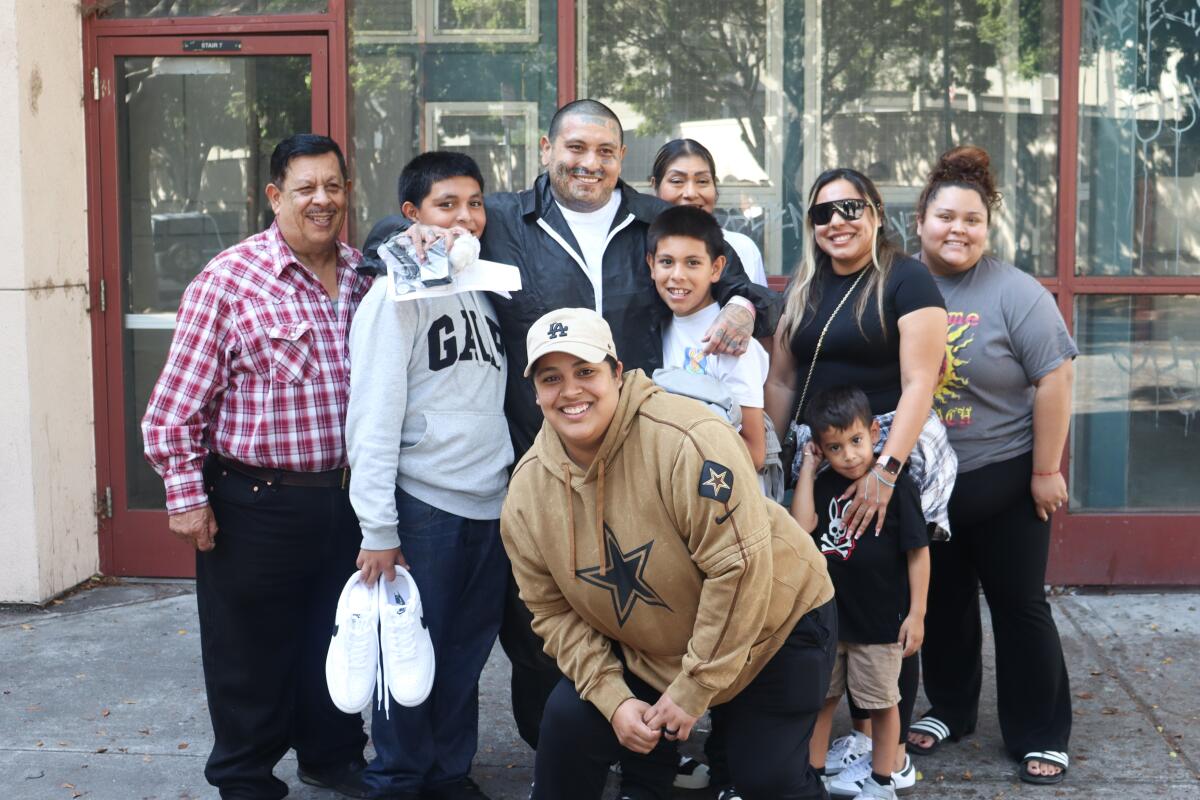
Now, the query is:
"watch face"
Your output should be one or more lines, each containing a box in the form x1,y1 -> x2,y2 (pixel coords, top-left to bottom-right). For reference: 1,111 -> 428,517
878,457 -> 901,475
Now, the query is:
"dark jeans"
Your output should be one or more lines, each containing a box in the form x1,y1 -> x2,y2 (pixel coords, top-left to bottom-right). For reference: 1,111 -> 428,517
197,462 -> 367,800
921,451 -> 1072,758
363,488 -> 509,794
535,600 -> 838,800
497,571 -> 561,748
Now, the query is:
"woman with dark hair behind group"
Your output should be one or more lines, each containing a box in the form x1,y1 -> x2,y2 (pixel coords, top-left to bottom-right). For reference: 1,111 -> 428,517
649,138 -> 768,287
906,146 -> 1076,784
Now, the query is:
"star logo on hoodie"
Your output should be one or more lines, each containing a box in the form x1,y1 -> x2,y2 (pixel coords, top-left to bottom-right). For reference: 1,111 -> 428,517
698,460 -> 734,503
576,525 -> 672,627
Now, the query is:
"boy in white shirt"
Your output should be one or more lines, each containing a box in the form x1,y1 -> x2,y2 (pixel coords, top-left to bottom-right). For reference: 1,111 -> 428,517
644,203 -> 774,800
648,204 -> 770,471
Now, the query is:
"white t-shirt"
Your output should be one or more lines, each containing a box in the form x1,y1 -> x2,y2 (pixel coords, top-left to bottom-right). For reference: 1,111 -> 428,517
557,190 -> 622,311
723,229 -> 767,287
661,301 -> 769,409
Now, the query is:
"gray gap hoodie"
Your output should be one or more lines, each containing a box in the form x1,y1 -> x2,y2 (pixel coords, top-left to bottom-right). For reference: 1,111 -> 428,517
346,278 -> 513,550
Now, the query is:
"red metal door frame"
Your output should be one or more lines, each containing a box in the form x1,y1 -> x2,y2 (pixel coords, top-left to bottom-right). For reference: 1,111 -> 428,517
1046,0 -> 1200,585
557,0 -> 577,107
86,19 -> 341,576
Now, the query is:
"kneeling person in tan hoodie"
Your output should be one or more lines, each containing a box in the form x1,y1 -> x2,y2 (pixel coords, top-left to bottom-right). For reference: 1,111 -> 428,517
501,308 -> 837,800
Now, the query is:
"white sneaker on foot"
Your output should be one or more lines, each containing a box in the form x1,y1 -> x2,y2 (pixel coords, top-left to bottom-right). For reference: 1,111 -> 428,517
828,755 -> 872,798
892,753 -> 917,796
377,567 -> 435,707
852,775 -> 897,800
325,570 -> 379,713
674,755 -> 711,789
826,731 -> 872,776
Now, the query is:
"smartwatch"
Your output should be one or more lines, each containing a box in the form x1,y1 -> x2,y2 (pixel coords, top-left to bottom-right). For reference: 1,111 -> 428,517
875,455 -> 902,476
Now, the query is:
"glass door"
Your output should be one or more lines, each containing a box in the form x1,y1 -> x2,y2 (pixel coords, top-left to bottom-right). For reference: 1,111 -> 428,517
95,34 -> 329,576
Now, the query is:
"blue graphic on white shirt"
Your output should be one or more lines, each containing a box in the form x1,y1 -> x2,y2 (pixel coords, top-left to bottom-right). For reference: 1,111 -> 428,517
683,346 -> 709,375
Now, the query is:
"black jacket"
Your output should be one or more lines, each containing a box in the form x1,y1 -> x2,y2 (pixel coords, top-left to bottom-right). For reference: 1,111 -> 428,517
361,173 -> 781,458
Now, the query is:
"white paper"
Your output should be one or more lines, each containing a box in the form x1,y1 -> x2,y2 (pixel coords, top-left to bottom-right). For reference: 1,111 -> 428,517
385,258 -> 522,302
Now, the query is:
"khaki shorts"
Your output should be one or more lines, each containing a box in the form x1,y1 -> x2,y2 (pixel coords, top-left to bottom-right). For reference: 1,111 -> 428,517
825,641 -> 903,709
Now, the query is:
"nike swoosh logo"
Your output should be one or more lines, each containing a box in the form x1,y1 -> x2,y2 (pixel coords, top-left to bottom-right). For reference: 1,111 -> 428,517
715,503 -> 741,525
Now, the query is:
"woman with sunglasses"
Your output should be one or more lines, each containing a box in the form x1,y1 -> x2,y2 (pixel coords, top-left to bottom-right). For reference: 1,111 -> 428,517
906,146 -> 1075,785
765,168 -> 950,793
649,139 -> 768,287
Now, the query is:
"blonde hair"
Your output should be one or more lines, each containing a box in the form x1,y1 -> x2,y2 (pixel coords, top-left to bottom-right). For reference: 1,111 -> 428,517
780,168 -> 897,343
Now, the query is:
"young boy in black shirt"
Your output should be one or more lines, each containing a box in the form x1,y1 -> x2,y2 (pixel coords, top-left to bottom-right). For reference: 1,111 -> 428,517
791,385 -> 929,800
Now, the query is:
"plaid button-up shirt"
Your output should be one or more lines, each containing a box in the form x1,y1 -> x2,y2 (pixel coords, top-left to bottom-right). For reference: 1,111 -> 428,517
142,221 -> 372,513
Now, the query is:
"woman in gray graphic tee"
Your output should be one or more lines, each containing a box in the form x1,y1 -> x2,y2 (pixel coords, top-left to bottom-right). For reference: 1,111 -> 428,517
909,146 -> 1077,786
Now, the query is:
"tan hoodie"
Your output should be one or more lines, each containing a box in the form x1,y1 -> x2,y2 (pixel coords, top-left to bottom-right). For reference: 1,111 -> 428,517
501,369 -> 833,720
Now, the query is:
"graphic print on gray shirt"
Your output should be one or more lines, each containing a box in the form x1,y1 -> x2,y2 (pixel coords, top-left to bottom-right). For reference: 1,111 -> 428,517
929,255 -> 1078,473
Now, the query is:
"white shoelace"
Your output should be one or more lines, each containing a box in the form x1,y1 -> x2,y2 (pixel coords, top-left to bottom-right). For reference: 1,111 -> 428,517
829,732 -> 869,765
828,734 -> 854,763
375,634 -> 387,719
376,598 -> 418,719
384,606 -> 419,658
347,613 -> 374,666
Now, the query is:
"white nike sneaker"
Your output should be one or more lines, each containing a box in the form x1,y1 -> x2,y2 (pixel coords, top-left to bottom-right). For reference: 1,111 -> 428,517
377,567 -> 435,707
826,730 -> 873,776
324,570 -> 379,713
892,754 -> 917,796
828,754 -> 872,798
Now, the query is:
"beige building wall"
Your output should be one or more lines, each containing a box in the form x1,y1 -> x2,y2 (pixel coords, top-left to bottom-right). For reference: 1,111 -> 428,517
0,1 -> 96,603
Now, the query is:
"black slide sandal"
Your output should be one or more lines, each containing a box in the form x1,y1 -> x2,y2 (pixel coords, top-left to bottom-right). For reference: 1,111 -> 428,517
1019,751 -> 1069,785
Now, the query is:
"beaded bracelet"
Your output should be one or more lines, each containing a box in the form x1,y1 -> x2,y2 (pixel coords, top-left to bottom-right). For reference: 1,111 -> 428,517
870,465 -> 897,488
1032,470 -> 1060,477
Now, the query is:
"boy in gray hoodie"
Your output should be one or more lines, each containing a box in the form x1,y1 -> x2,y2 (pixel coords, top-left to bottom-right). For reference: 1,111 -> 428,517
345,152 -> 513,800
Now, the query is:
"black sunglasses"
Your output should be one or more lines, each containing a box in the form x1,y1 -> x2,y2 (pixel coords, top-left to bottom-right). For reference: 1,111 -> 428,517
808,198 -> 873,226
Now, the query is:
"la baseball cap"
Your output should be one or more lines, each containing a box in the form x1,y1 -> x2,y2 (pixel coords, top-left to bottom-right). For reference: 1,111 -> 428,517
523,308 -> 619,377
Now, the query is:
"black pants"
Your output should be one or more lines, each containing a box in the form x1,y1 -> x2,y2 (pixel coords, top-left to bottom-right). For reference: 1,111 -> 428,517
197,463 -> 367,799
534,600 -> 837,800
920,451 -> 1072,758
497,572 -> 562,748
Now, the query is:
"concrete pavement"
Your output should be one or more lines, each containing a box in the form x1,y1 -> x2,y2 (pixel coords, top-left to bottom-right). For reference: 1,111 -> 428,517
2,580 -> 1198,799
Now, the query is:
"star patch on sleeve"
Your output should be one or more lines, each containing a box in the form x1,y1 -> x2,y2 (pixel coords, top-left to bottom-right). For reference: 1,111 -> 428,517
698,460 -> 734,503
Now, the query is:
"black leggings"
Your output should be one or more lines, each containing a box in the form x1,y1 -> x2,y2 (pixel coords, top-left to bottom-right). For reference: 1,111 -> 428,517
552,601 -> 837,800
919,451 -> 1072,758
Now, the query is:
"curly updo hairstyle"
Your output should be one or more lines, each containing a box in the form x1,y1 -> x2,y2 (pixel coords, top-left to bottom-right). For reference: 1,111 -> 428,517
916,145 -> 1002,222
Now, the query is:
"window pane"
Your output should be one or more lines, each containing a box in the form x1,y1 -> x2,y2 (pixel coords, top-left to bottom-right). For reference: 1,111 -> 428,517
1071,295 -> 1200,510
428,104 -> 538,191
348,1 -> 557,244
115,55 -> 313,509
104,0 -> 325,16
584,1 -> 771,185
352,0 -> 414,32
437,0 -> 528,32
583,0 -> 1060,276
1077,0 -> 1200,276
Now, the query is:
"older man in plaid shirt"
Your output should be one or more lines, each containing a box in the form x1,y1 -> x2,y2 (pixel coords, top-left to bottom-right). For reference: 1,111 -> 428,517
143,134 -> 371,800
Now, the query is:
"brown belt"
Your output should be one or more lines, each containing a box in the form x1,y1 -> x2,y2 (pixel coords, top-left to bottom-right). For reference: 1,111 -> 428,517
215,455 -> 350,489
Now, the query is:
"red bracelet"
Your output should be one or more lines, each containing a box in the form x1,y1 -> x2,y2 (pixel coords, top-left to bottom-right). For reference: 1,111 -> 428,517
1032,470 -> 1059,477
